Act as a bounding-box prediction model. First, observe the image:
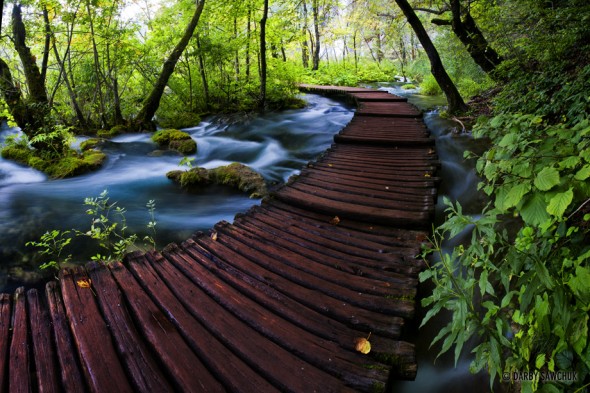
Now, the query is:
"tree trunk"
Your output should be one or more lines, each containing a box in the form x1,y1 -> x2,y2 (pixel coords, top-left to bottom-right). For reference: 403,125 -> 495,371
246,7 -> 251,79
259,0 -> 269,112
12,4 -> 48,104
449,0 -> 502,75
0,58 -> 28,129
135,0 -> 206,130
41,6 -> 51,85
394,0 -> 467,114
301,1 -> 309,68
311,0 -> 320,70
196,34 -> 210,108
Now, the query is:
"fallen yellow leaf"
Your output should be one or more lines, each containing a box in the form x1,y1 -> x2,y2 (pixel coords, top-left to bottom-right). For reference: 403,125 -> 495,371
330,216 -> 340,225
424,173 -> 431,178
211,231 -> 218,241
76,279 -> 92,288
354,336 -> 371,354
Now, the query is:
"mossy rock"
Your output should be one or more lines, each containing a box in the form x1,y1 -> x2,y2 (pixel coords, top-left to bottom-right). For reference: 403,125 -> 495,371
1,145 -> 32,164
80,138 -> 103,151
28,156 -> 48,172
152,129 -> 197,155
167,163 -> 267,198
210,163 -> 267,198
97,125 -> 128,138
402,84 -> 417,90
42,151 -> 106,179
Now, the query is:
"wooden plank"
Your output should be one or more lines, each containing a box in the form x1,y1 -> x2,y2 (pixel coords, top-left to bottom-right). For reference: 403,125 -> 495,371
240,207 -> 422,274
60,268 -> 134,393
357,101 -> 422,117
349,92 -> 407,102
45,281 -> 86,393
9,287 -> 31,393
107,261 -> 225,393
27,289 -> 60,393
306,163 -> 440,185
214,221 -> 416,317
274,186 -> 431,228
85,264 -> 174,393
189,234 -> 406,338
0,294 -> 11,393
117,254 -> 277,393
147,250 -> 384,391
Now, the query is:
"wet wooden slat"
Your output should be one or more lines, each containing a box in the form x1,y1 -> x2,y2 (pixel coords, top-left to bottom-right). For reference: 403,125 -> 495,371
45,281 -> 86,393
107,261 -> 225,393
9,287 -> 31,393
0,293 -> 11,392
60,269 -> 134,393
85,264 -> 174,393
27,289 -> 60,393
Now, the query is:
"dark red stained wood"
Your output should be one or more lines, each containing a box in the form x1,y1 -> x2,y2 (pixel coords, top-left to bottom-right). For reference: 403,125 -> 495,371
334,134 -> 434,146
232,214 -> 418,287
214,221 -> 416,318
296,174 -> 435,207
118,254 -> 277,393
26,289 -> 60,393
107,261 -> 225,393
45,282 -> 86,393
60,268 -> 134,393
0,294 -> 11,393
311,159 -> 437,177
349,92 -> 407,102
9,287 -> 31,393
190,234 -> 406,338
275,186 -> 431,228
146,250 -> 384,391
255,203 -> 427,253
305,163 -> 440,185
85,264 -> 174,393
177,239 -> 375,341
239,207 -> 421,275
299,84 -> 382,93
357,101 -> 422,117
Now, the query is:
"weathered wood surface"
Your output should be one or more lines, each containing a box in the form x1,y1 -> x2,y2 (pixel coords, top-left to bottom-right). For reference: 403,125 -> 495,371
0,85 -> 437,392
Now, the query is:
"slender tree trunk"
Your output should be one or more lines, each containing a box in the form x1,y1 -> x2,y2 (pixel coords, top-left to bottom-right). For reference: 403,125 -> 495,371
259,0 -> 269,112
41,6 -> 51,85
311,0 -> 321,70
51,36 -> 86,126
12,4 -> 48,104
196,34 -> 209,108
135,0 -> 206,129
85,0 -> 108,127
394,0 -> 467,113
0,59 -> 27,129
301,1 -> 309,68
234,17 -> 240,80
246,7 -> 251,79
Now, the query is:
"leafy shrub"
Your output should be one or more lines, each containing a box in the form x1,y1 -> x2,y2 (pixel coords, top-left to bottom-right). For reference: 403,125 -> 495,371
419,74 -> 442,95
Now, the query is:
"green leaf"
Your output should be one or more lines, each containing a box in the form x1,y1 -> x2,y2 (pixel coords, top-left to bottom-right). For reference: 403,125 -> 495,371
559,156 -> 581,169
498,132 -> 518,147
567,266 -> 590,304
504,183 -> 531,209
520,193 -> 550,226
546,188 -> 573,217
535,353 -> 546,369
574,164 -> 590,180
534,167 -> 560,191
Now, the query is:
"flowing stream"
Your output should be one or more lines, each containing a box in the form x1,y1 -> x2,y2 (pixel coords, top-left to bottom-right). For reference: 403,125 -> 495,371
0,84 -> 490,390
0,94 -> 354,291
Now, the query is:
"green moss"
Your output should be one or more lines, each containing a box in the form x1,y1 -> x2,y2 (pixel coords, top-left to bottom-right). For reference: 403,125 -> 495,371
169,138 -> 197,155
152,129 -> 197,155
80,138 -> 102,151
402,84 -> 417,90
97,125 -> 128,138
167,163 -> 267,198
82,151 -> 107,167
1,145 -> 32,164
28,156 -> 48,171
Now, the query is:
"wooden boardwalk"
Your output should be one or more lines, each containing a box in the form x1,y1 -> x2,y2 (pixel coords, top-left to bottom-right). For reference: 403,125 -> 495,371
0,85 -> 437,392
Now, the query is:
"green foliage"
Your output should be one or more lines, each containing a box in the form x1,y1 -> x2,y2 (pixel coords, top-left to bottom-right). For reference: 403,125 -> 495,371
28,190 -> 158,269
26,230 -> 72,271
419,74 -> 442,96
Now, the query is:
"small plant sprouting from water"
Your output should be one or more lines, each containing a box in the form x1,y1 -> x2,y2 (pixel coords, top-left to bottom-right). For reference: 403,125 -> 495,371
26,230 -> 72,271
27,190 -> 158,271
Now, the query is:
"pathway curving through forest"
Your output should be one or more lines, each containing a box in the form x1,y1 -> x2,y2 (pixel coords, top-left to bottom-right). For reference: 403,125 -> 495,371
0,85 -> 438,392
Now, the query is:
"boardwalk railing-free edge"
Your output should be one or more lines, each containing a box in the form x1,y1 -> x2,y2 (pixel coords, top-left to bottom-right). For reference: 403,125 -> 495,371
0,85 -> 439,392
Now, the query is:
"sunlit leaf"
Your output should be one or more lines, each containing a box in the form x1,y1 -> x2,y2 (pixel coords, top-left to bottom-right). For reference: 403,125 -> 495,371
77,278 -> 92,288
354,335 -> 371,354
330,216 -> 340,225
